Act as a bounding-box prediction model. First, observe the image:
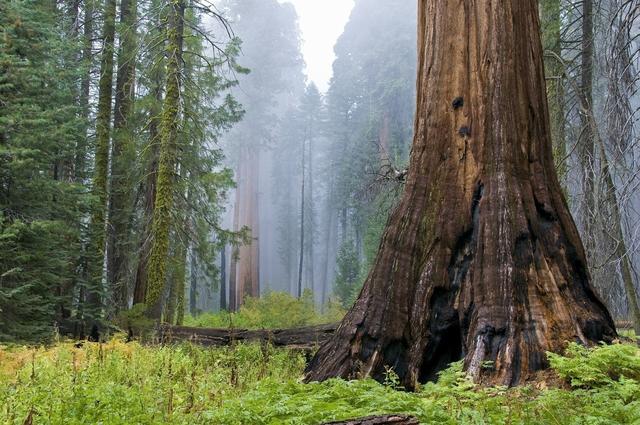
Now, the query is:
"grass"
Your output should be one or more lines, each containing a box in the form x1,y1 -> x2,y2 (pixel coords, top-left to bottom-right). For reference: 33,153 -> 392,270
0,338 -> 638,424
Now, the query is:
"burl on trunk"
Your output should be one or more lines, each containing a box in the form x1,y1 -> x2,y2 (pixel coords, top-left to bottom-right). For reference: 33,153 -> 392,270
305,0 -> 616,388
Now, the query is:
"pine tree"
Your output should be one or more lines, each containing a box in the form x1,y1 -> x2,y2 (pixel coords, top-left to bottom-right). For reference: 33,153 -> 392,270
87,0 -> 117,325
145,0 -> 186,320
107,0 -> 138,312
132,0 -> 166,307
0,0 -> 84,342
142,1 -> 242,320
333,240 -> 361,309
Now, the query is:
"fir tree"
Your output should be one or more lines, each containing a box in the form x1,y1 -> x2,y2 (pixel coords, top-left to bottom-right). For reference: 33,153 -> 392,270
0,0 -> 85,341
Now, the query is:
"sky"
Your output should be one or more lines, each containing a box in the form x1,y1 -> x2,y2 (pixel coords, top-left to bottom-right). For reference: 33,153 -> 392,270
279,0 -> 355,92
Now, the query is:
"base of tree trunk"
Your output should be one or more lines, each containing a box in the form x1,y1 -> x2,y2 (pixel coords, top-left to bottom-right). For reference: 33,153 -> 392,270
303,0 -> 618,390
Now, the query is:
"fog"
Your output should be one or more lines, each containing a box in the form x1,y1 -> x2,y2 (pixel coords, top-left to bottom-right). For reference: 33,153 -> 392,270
198,0 -> 640,323
190,0 -> 418,312
279,0 -> 355,91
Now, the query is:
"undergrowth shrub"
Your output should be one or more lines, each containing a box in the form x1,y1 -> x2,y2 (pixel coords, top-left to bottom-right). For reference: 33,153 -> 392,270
547,342 -> 640,388
0,341 -> 638,424
184,290 -> 345,329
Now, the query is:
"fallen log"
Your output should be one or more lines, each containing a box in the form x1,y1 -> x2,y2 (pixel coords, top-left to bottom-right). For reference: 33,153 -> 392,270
159,320 -> 633,350
321,415 -> 420,425
158,323 -> 338,349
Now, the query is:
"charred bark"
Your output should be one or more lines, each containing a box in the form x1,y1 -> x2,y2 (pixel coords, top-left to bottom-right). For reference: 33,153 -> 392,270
305,0 -> 616,389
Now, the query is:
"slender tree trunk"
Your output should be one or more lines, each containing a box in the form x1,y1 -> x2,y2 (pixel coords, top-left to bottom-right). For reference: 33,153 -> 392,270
321,173 -> 339,306
93,0 -> 117,246
145,0 -> 185,320
220,245 -> 227,311
171,169 -> 190,325
229,184 -> 241,312
176,267 -> 186,325
76,0 -> 94,181
598,143 -> 640,338
68,0 -> 93,331
189,245 -> 198,315
63,0 -> 80,182
166,234 -> 186,324
235,148 -> 260,305
107,0 -> 138,312
340,208 -> 347,244
307,132 -> 315,299
305,0 -> 616,389
132,13 -> 165,305
66,0 -> 81,33
603,9 -> 640,337
249,152 -> 260,298
87,0 -> 117,323
540,0 -> 567,185
298,138 -> 306,298
132,112 -> 161,305
579,0 -> 596,259
321,204 -> 338,307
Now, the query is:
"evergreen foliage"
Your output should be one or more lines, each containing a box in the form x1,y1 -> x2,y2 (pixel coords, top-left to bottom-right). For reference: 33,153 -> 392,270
324,0 -> 416,302
0,0 -> 85,342
333,240 -> 362,309
0,0 -> 248,337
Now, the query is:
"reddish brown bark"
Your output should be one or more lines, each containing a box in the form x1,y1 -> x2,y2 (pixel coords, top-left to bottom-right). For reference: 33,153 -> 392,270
233,148 -> 260,307
305,0 -> 616,389
228,192 -> 240,312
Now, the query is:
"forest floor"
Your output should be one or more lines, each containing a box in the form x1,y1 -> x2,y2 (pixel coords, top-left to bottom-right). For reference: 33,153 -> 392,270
0,336 -> 638,424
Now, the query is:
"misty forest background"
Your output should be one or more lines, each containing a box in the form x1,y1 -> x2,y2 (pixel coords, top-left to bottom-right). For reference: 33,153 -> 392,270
2,0 -> 640,343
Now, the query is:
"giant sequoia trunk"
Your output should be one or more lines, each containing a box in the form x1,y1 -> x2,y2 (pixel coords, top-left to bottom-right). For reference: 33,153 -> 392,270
232,147 -> 260,306
305,0 -> 616,389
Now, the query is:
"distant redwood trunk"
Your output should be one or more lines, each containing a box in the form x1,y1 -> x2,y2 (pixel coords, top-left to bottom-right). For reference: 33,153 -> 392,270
305,0 -> 616,389
233,147 -> 260,307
